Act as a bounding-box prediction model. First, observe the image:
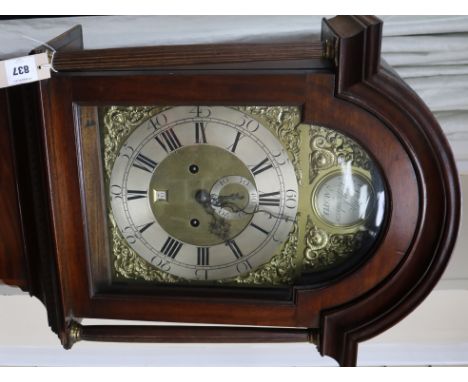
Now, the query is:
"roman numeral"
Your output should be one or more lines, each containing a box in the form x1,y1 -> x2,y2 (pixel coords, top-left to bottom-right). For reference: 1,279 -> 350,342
160,237 -> 183,259
250,223 -> 270,235
226,240 -> 243,259
197,247 -> 210,266
251,157 -> 273,176
195,122 -> 207,143
127,189 -> 148,201
137,221 -> 154,233
230,131 -> 241,153
258,191 -> 281,207
155,128 -> 182,153
133,153 -> 157,173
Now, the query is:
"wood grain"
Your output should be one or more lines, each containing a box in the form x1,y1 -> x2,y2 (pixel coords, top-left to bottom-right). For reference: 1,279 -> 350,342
0,89 -> 27,288
53,40 -> 325,71
77,324 -> 317,344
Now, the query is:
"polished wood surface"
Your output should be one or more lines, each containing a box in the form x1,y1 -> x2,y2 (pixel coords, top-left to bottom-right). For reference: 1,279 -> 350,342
53,39 -> 325,71
75,324 -> 317,346
318,15 -> 461,366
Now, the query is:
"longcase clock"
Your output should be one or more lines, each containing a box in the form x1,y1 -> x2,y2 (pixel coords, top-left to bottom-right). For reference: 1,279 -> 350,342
0,16 -> 460,366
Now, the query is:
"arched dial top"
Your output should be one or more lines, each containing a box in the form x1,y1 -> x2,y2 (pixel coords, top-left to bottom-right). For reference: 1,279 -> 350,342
109,106 -> 299,281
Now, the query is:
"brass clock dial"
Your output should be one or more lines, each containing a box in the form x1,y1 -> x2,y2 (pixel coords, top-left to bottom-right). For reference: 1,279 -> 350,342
109,106 -> 299,281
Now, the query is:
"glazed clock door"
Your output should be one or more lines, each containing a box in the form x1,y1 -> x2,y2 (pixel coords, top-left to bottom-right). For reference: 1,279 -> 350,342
73,101 -> 388,293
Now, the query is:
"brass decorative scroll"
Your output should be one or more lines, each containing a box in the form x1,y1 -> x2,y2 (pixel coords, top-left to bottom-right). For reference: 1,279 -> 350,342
102,106 -> 168,181
309,126 -> 371,184
303,216 -> 364,271
304,125 -> 374,272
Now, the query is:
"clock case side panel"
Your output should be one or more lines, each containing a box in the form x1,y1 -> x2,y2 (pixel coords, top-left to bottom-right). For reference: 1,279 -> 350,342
0,80 -> 71,344
3,26 -> 86,345
314,15 -> 461,366
0,88 -> 28,289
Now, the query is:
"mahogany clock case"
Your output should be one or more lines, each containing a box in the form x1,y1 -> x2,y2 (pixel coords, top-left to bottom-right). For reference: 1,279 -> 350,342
0,16 -> 460,367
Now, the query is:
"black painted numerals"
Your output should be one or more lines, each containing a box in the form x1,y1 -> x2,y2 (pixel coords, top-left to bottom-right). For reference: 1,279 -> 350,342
133,153 -> 157,173
197,247 -> 210,266
251,157 -> 273,176
155,128 -> 183,153
225,240 -> 243,259
258,191 -> 281,207
127,190 -> 148,201
195,122 -> 207,144
160,237 -> 183,259
110,186 -> 148,202
230,131 -> 242,153
137,221 -> 155,233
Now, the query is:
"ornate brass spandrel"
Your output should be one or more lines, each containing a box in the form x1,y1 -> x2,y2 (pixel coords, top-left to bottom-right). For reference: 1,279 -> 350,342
309,126 -> 371,184
102,106 -> 169,182
303,125 -> 378,272
303,216 -> 365,271
236,106 -> 303,185
110,215 -> 182,283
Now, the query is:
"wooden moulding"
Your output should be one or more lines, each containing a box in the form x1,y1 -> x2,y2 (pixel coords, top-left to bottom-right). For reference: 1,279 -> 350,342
53,38 -> 325,71
64,321 -> 318,349
316,15 -> 461,366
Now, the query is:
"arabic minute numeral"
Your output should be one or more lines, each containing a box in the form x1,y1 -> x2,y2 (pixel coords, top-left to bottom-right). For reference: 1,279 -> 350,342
245,119 -> 259,133
236,260 -> 253,274
150,256 -> 171,272
123,226 -> 137,244
191,106 -> 211,118
110,184 -> 123,199
149,113 -> 168,130
285,189 -> 298,209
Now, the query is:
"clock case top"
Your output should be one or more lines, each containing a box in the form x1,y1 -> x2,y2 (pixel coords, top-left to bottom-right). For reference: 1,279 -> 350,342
0,16 -> 460,366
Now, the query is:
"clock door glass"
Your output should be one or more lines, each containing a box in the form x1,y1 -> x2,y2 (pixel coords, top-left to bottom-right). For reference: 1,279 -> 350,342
76,105 -> 387,291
